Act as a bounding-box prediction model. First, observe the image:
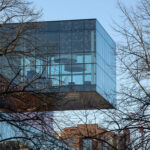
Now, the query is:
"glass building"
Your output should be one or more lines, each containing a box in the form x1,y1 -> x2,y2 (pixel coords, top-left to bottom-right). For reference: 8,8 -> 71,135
0,19 -> 116,110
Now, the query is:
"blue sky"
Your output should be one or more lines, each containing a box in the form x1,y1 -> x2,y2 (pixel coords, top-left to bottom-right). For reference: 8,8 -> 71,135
31,0 -> 137,42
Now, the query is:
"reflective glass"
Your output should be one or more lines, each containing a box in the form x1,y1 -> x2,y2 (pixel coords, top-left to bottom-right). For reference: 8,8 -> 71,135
51,56 -> 59,65
51,76 -> 59,86
59,54 -> 71,64
85,74 -> 91,82
96,20 -> 116,106
72,20 -> 84,30
85,20 -> 96,29
84,30 -> 95,52
61,75 -> 71,85
83,139 -> 93,150
84,54 -> 95,63
73,54 -> 84,63
60,65 -> 71,75
60,32 -> 71,53
1,19 -> 116,106
72,75 -> 83,85
46,32 -> 59,53
46,22 -> 60,31
60,21 -> 72,31
51,65 -> 59,75
72,31 -> 84,52
99,143 -> 103,150
72,64 -> 84,74
36,65 -> 42,74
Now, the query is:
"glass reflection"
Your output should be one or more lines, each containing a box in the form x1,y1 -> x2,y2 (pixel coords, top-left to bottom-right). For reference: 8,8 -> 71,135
0,19 -> 115,107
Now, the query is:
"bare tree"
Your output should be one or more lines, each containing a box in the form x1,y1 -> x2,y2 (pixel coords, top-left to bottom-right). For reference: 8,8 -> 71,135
0,0 -> 73,149
52,1 -> 150,150
99,0 -> 150,149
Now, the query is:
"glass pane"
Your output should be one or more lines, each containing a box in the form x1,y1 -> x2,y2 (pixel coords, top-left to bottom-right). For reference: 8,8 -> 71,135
84,30 -> 95,52
59,54 -> 71,64
46,32 -> 59,53
85,64 -> 95,74
104,144 -> 108,150
51,56 -> 59,65
83,139 -> 92,150
24,57 -> 36,67
85,74 -> 96,84
99,143 -> 103,150
109,137 -> 113,142
61,75 -> 71,85
85,20 -> 95,29
60,32 -> 71,53
60,21 -> 72,31
72,75 -> 83,85
72,138 -> 75,144
74,54 -> 84,63
24,67 -> 31,76
72,64 -> 84,74
20,67 -> 24,81
51,76 -> 59,86
36,65 -> 42,74
47,22 -> 60,31
36,59 -> 43,66
51,65 -> 59,75
85,54 -> 95,63
85,74 -> 91,82
67,138 -> 70,144
72,31 -> 84,53
85,64 -> 91,73
60,65 -> 71,75
72,20 -> 84,30
9,56 -> 21,67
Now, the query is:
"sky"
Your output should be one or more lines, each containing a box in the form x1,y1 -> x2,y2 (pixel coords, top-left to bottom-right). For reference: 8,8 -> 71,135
31,0 -> 137,43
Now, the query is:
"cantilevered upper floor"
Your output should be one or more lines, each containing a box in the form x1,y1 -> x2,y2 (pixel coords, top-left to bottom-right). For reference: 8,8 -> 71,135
0,19 -> 116,111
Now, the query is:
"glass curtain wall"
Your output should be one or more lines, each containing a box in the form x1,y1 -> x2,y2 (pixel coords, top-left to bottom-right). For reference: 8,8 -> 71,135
0,20 -> 97,92
96,21 -> 116,106
29,20 -> 96,91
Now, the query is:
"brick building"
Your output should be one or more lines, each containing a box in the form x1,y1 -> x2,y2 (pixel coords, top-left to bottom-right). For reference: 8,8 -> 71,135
59,124 -> 131,150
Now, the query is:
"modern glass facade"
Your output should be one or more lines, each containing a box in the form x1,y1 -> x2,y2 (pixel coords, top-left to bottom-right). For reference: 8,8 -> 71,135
0,19 -> 116,109
96,21 -> 116,106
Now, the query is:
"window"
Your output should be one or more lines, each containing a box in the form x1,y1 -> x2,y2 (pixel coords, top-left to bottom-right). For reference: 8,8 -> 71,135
109,137 -> 113,142
84,54 -> 95,63
61,75 -> 71,85
99,143 -> 103,150
109,145 -> 113,150
72,31 -> 84,52
104,137 -> 107,142
73,75 -> 83,85
104,144 -> 108,150
84,30 -> 95,52
72,138 -> 75,144
60,32 -> 71,53
51,65 -> 59,75
51,76 -> 59,86
72,20 -> 84,30
75,54 -> 84,63
83,139 -> 92,150
67,138 -> 70,144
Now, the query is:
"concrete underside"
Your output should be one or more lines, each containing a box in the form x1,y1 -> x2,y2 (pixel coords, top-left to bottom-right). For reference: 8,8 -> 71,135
0,91 -> 114,113
0,75 -> 114,112
53,91 -> 114,110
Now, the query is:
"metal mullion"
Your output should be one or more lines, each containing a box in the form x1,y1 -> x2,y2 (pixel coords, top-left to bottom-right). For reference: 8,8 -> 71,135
59,30 -> 61,87
71,24 -> 73,85
83,28 -> 85,84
